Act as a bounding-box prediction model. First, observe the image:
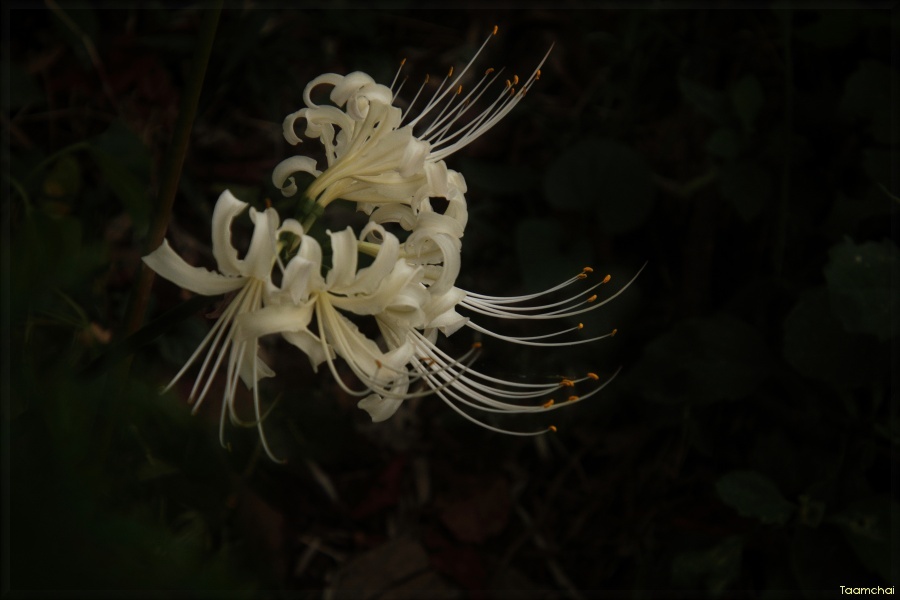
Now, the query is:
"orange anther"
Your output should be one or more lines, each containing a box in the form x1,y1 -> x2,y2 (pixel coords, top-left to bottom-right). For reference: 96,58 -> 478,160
610,328 -> 618,337
548,425 -> 558,433
602,274 -> 611,284
505,79 -> 511,88
513,74 -> 519,86
559,379 -> 575,388
456,84 -> 463,95
587,294 -> 598,302
587,372 -> 599,380
568,395 -> 579,402
543,399 -> 555,408
577,273 -> 588,280
425,74 -> 430,84
485,67 -> 495,76
400,58 -> 407,67
536,69 -> 541,80
265,198 -> 273,208
472,342 -> 483,349
492,25 -> 498,35
583,267 -> 594,273
577,323 -> 584,330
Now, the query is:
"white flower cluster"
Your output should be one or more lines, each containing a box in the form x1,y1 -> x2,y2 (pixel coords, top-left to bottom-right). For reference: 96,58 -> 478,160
143,28 -> 638,461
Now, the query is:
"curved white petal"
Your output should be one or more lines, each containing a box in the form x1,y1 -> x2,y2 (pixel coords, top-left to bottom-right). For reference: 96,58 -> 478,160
273,155 -> 322,197
211,190 -> 248,277
280,255 -> 318,304
143,240 -> 246,296
358,394 -> 404,423
341,224 -> 400,295
244,207 -> 280,281
235,302 -> 316,341
238,347 -> 275,390
303,73 -> 344,108
283,330 -> 333,372
325,228 -> 359,290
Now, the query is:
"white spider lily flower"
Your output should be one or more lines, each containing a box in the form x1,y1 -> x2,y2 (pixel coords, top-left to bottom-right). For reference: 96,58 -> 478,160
142,189 -> 298,460
234,222 -> 440,425
271,27 -> 548,230
366,266 -> 643,436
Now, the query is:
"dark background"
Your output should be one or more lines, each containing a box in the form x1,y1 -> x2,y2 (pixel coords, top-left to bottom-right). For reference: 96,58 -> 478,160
4,4 -> 897,598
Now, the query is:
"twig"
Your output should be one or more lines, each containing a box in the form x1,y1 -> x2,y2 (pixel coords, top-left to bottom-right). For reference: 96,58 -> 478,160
44,0 -> 120,115
123,3 -> 223,339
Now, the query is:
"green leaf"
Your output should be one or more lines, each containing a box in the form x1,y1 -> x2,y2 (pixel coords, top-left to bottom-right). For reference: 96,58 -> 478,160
718,162 -> 771,222
830,496 -> 898,581
679,77 -> 728,123
89,121 -> 153,234
671,536 -> 743,597
48,3 -> 99,69
543,138 -> 654,235
42,154 -> 83,201
823,239 -> 899,341
840,60 -> 898,145
625,315 -> 771,404
796,10 -> 861,48
783,287 -> 886,388
80,294 -> 214,378
862,148 -> 892,186
716,470 -> 794,525
730,76 -> 764,134
706,128 -> 741,160
4,63 -> 44,111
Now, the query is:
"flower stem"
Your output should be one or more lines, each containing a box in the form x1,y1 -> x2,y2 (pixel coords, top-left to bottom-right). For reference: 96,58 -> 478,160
94,4 -> 222,462
122,3 -> 222,340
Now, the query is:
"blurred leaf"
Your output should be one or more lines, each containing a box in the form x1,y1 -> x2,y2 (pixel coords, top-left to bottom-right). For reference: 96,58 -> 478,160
796,10 -> 861,48
626,315 -> 771,404
543,138 -> 654,234
730,75 -> 764,134
81,294 -> 214,378
42,154 -> 83,201
718,162 -> 771,222
716,470 -> 794,525
824,191 -> 892,240
797,495 -> 826,528
783,287 -> 886,388
679,77 -> 728,122
458,157 -> 540,196
839,60 -> 898,144
671,536 -> 743,597
4,63 -> 44,110
824,238 -> 899,340
48,2 -> 99,69
706,128 -> 741,160
13,209 -> 108,312
862,148 -> 892,186
839,60 -> 893,117
89,121 -> 153,235
830,496 -> 898,581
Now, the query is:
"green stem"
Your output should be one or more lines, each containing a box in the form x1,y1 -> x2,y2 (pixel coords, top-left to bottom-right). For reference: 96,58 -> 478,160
93,4 -> 222,462
122,3 -> 222,339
